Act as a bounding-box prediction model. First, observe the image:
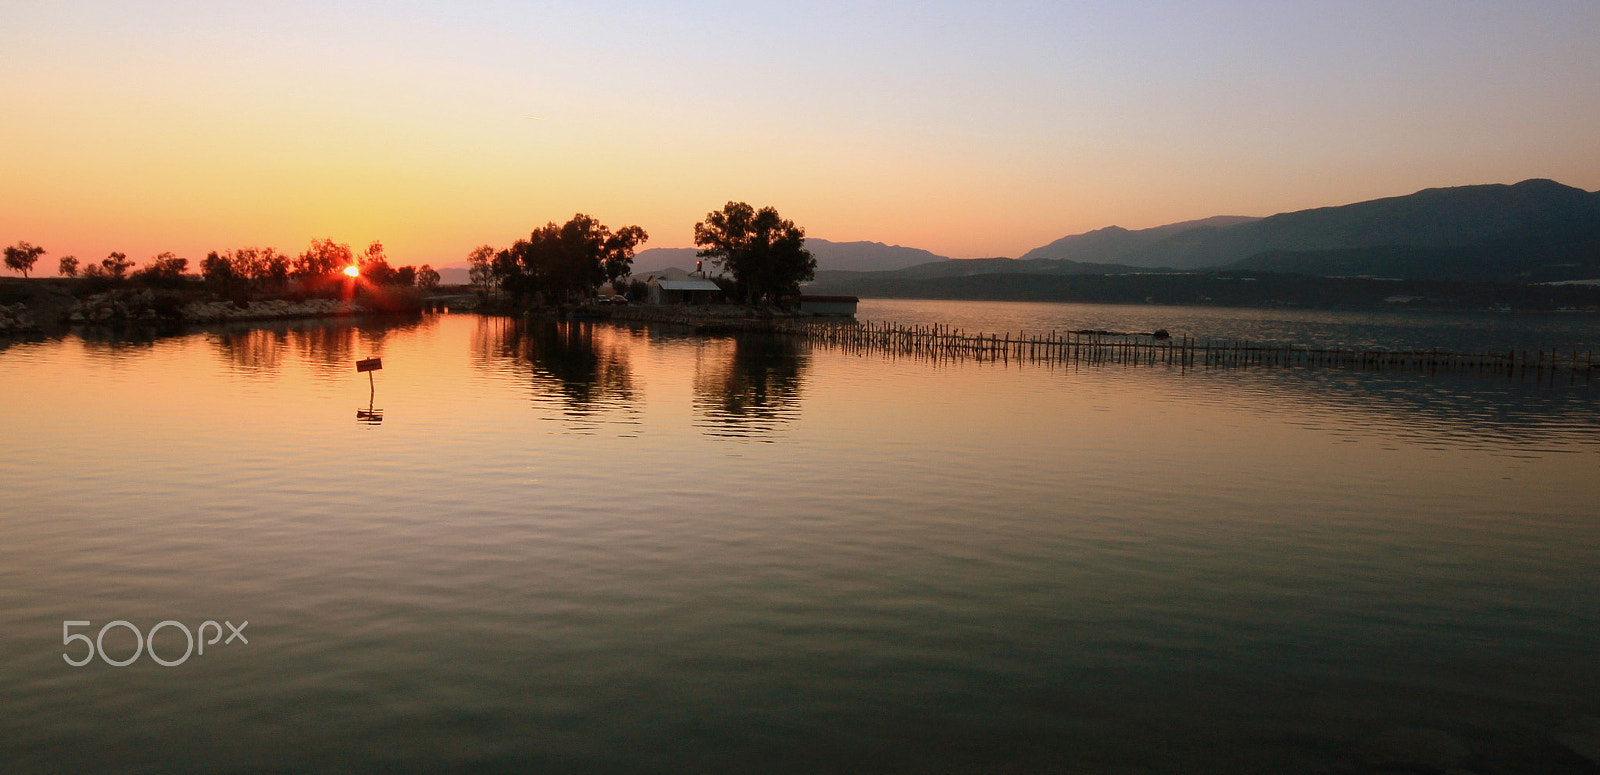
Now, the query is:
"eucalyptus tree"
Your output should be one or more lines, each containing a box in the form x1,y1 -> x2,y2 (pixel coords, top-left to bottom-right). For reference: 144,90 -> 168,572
493,214 -> 647,304
693,202 -> 814,304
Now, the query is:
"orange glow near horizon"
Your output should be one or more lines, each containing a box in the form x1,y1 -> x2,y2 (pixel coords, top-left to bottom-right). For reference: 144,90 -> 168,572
2,3 -> 1597,267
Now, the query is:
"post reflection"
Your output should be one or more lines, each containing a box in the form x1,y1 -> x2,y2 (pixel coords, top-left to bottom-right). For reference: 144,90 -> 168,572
693,334 -> 808,439
471,317 -> 638,424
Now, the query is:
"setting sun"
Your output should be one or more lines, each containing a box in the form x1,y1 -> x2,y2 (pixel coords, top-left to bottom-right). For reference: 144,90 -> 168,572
343,265 -> 360,278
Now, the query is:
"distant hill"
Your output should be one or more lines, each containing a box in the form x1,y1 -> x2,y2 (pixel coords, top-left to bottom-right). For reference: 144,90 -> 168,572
627,248 -> 701,275
1101,179 -> 1599,271
631,238 -> 949,275
1019,216 -> 1260,266
435,267 -> 471,285
814,256 -> 1156,284
1225,191 -> 1600,282
630,266 -> 699,281
804,178 -> 1600,306
1017,179 -> 1600,278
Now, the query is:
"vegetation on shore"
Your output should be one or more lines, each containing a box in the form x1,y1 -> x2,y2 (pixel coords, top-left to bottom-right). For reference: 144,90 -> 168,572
463,204 -> 815,312
468,214 -> 647,308
2,201 -> 820,331
14,179 -> 1597,325
0,237 -> 446,333
692,202 -> 815,304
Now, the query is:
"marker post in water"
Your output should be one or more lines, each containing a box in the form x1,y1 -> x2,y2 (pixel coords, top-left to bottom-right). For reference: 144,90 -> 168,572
356,357 -> 382,424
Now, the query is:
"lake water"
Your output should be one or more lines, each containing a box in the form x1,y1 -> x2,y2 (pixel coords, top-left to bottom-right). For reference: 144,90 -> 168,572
2,301 -> 1598,774
859,298 -> 1600,352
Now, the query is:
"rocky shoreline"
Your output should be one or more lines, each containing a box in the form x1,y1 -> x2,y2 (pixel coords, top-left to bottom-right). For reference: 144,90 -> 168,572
0,284 -> 378,335
0,302 -> 40,333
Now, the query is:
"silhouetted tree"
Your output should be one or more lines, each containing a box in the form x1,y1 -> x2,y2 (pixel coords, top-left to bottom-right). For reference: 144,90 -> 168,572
262,250 -> 291,287
467,245 -> 496,292
417,264 -> 441,289
351,241 -> 388,284
202,251 -> 237,291
133,252 -> 189,286
365,260 -> 392,284
296,238 -> 353,279
220,246 -> 285,283
229,247 -> 260,280
102,251 -> 133,279
694,202 -> 814,304
58,255 -> 80,277
363,261 -> 396,285
4,241 -> 44,278
493,214 -> 648,304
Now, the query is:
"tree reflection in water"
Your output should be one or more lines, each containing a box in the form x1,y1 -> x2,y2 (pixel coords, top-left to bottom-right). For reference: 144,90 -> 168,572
209,317 -> 431,376
471,318 -> 808,438
693,334 -> 807,440
212,327 -> 291,372
73,325 -> 168,361
472,317 -> 638,428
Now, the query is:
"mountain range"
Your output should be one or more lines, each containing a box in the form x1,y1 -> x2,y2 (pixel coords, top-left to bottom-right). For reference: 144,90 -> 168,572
1017,215 -> 1261,266
440,179 -> 1600,292
826,178 -> 1599,286
1018,178 -> 1600,277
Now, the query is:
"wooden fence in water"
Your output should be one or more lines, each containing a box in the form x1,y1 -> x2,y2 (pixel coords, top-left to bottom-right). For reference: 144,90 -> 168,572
779,319 -> 1597,381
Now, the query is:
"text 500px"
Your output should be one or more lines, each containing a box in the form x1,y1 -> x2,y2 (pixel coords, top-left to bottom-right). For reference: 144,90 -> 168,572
63,620 -> 248,667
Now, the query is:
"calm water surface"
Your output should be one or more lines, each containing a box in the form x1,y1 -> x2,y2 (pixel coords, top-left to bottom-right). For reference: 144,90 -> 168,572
2,302 -> 1597,774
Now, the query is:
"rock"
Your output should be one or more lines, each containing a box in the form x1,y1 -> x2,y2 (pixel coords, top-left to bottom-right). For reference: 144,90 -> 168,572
1553,716 -> 1600,767
0,302 -> 40,332
1356,727 -> 1470,773
178,297 -> 362,322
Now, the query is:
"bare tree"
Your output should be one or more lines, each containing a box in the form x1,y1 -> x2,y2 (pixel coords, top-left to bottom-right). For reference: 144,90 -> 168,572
4,241 -> 45,278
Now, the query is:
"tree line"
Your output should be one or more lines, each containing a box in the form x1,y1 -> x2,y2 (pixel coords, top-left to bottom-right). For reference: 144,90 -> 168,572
199,240 -> 439,293
3,238 -> 440,291
7,200 -> 816,306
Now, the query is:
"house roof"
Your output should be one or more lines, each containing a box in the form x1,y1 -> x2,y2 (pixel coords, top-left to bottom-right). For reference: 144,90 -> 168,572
654,279 -> 722,291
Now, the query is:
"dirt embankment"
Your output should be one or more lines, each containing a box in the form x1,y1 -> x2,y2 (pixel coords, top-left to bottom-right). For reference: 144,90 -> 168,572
0,278 -> 385,334
0,279 -> 76,333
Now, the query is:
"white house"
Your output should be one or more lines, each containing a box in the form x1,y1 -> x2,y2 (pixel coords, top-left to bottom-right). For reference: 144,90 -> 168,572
647,278 -> 722,305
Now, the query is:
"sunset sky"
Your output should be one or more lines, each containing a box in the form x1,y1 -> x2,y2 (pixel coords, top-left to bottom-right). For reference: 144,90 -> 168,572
4,0 -> 1598,268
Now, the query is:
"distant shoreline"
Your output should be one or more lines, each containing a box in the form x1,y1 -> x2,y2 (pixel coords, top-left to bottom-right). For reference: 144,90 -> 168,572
804,271 -> 1600,313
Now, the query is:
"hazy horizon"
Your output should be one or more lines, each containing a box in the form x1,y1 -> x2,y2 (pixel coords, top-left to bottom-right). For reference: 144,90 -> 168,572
4,1 -> 1598,267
